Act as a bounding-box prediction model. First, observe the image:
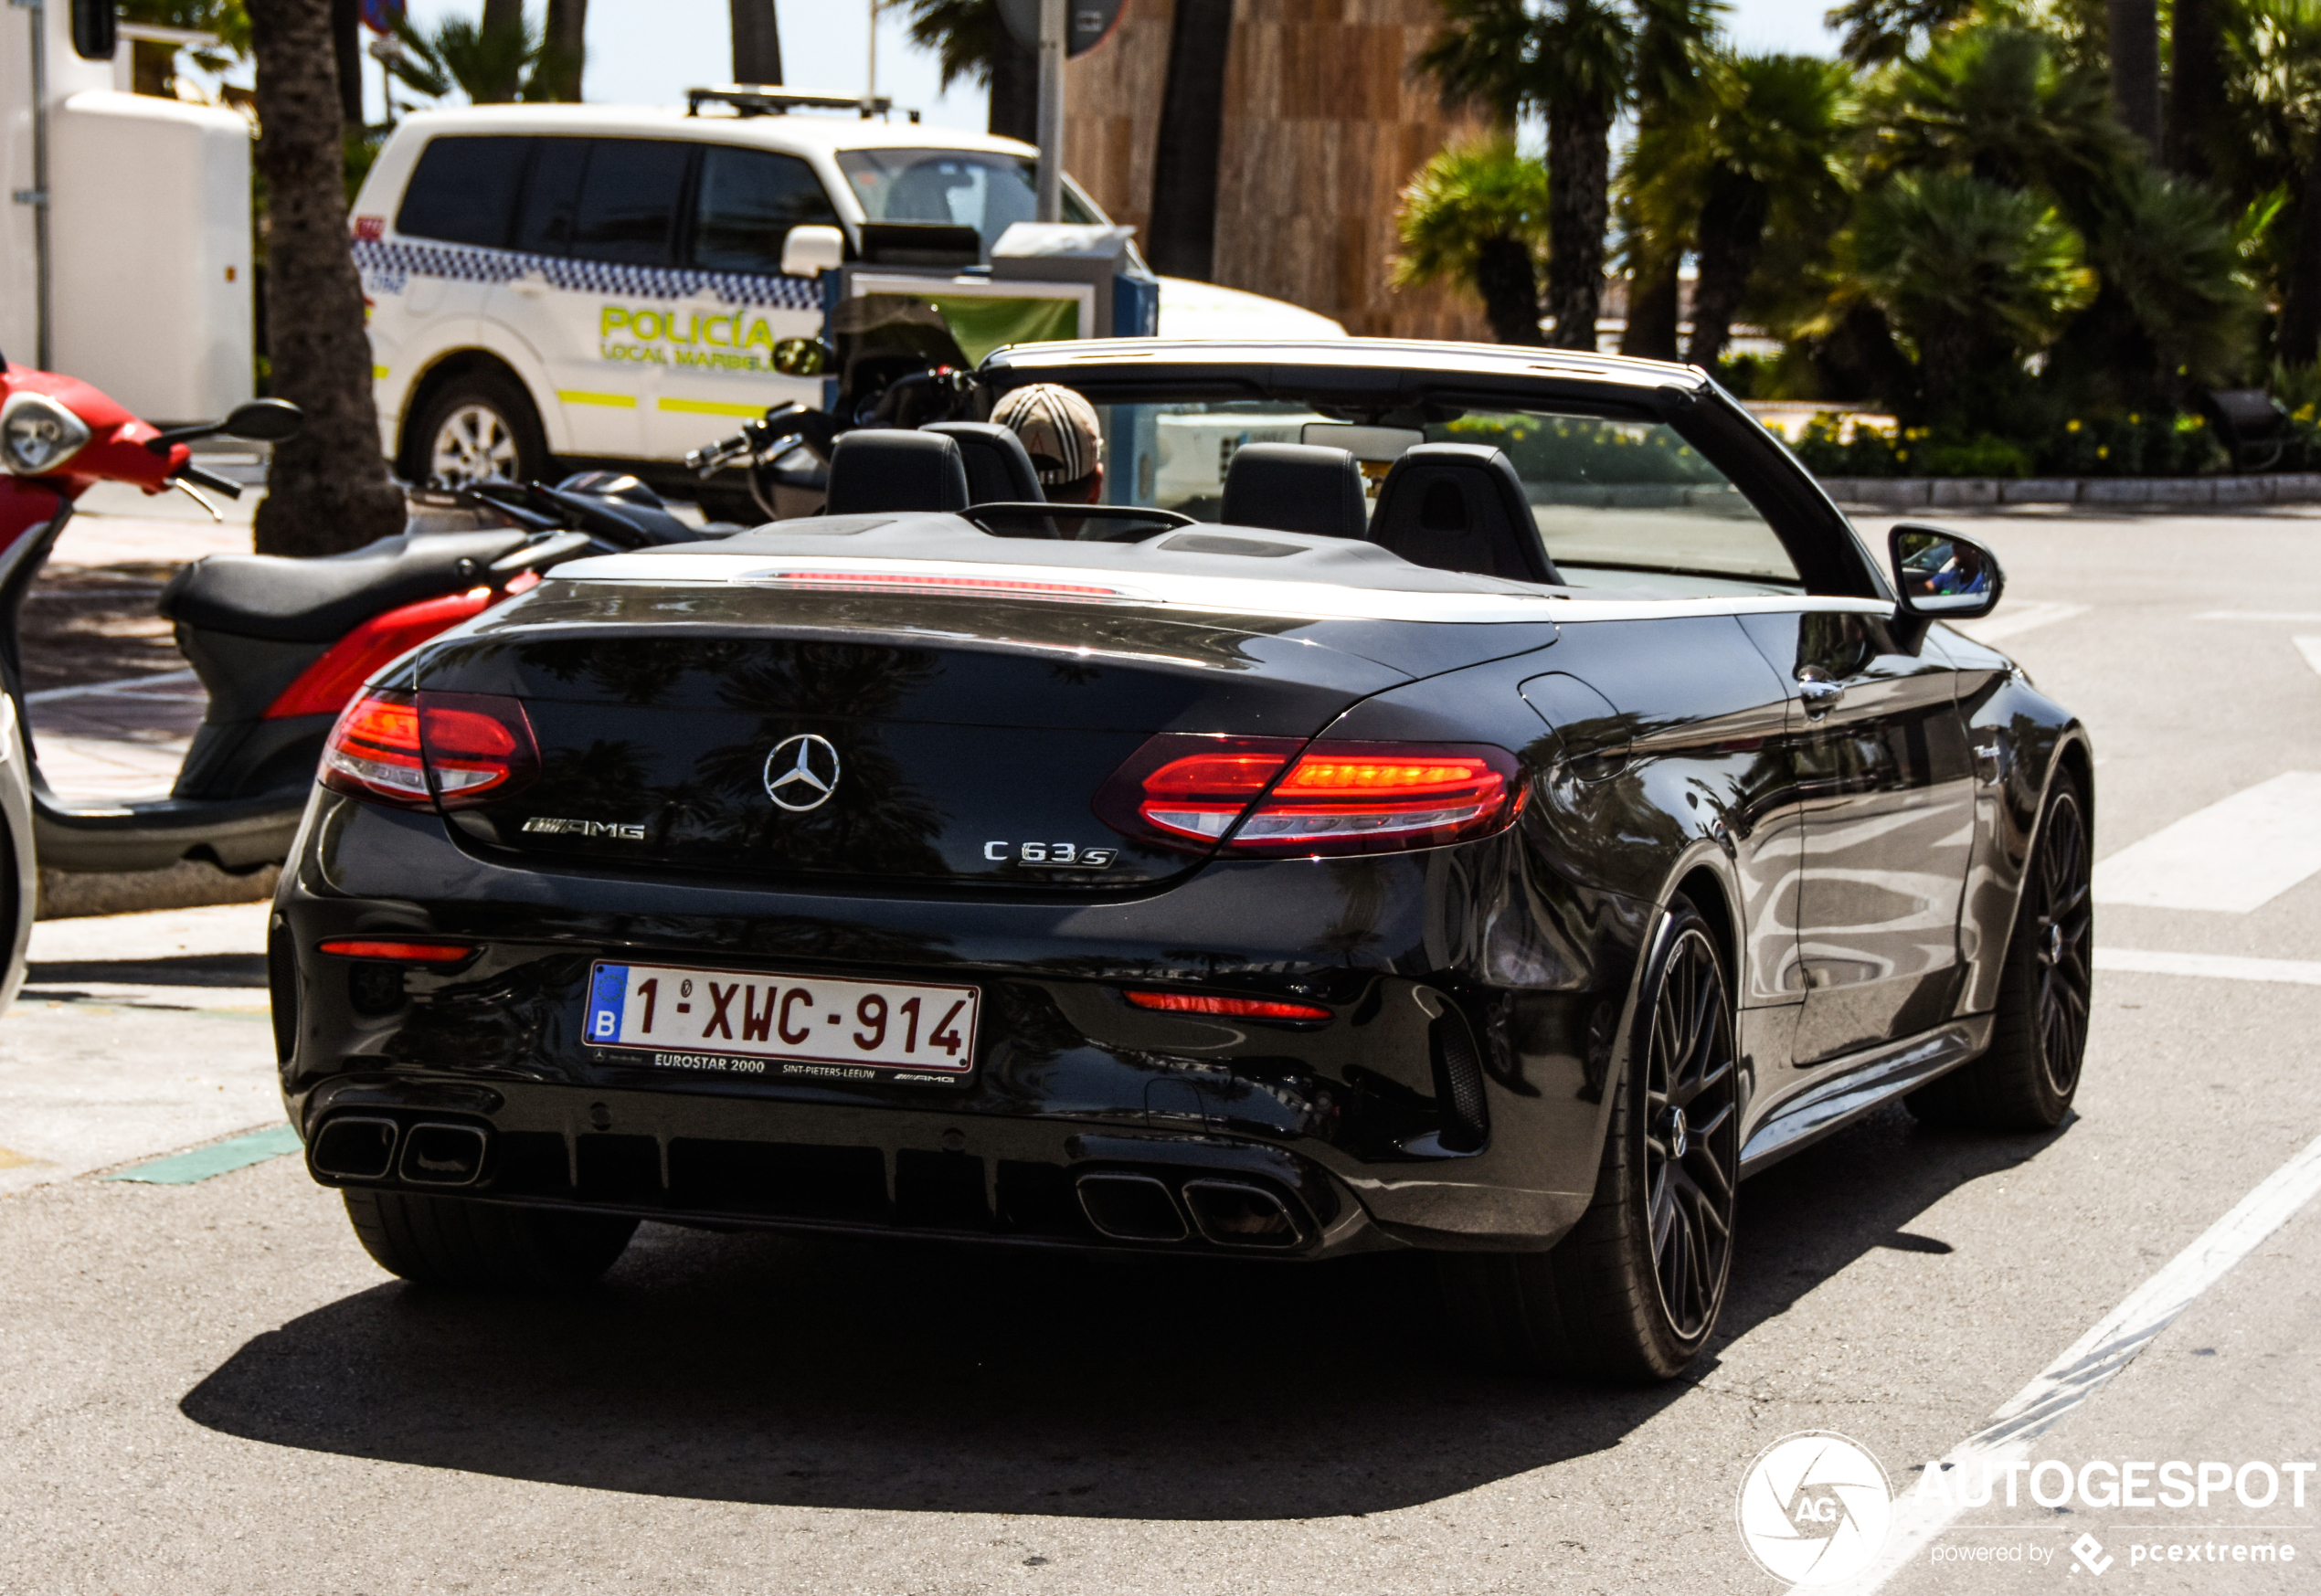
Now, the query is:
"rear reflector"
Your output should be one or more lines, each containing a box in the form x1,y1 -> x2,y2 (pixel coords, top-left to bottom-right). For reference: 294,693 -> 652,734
1099,735 -> 1520,857
321,689 -> 539,811
317,939 -> 477,963
1123,990 -> 1331,1020
754,570 -> 1129,600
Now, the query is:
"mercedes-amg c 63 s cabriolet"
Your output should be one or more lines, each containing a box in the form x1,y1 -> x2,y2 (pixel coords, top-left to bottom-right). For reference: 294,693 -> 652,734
275,340 -> 2092,1379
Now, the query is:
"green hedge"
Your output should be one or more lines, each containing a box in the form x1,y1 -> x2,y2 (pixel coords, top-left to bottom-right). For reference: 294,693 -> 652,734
1789,406 -> 2321,478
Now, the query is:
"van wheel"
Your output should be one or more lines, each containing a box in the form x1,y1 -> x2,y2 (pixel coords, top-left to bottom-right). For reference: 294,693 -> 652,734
343,1188 -> 635,1290
407,370 -> 548,487
1437,893 -> 1740,1381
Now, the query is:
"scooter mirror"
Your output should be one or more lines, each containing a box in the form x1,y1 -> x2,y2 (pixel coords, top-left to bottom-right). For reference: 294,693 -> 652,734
70,0 -> 116,59
223,399 -> 303,441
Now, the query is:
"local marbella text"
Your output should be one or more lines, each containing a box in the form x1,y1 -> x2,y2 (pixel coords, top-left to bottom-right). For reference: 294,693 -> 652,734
599,305 -> 794,371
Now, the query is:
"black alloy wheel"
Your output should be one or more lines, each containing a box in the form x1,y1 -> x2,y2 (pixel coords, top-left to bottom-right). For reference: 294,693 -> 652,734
2027,787 -> 2093,1098
1436,893 -> 1740,1381
1642,918 -> 1741,1342
1908,772 -> 2093,1131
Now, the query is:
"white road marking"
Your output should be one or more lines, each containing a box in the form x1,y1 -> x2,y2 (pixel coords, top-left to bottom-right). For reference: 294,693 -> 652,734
2196,610 -> 2321,622
1950,602 -> 2087,644
2090,772 -> 2321,912
2095,947 -> 2321,985
1836,1130 -> 2321,1592
2296,637 -> 2321,676
23,669 -> 199,704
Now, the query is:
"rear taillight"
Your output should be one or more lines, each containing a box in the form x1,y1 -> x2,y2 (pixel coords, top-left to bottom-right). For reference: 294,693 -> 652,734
1097,735 -> 1520,857
321,689 -> 539,810
1123,990 -> 1331,1020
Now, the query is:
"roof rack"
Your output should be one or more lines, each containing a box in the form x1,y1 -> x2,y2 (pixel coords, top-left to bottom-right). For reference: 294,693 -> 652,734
685,85 -> 919,122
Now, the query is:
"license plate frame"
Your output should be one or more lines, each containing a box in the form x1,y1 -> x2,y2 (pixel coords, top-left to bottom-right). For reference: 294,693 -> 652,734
584,961 -> 980,1084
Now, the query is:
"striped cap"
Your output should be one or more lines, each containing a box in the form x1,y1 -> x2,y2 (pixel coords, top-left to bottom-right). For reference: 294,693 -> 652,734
991,384 -> 1103,485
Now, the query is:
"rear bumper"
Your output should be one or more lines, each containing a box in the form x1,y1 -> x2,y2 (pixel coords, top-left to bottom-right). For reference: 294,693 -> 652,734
276,796 -> 1645,1257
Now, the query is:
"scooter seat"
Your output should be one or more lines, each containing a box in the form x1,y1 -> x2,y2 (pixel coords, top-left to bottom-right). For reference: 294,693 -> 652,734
160,530 -> 533,644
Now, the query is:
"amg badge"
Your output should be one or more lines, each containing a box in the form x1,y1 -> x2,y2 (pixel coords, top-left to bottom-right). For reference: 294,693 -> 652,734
524,817 -> 647,840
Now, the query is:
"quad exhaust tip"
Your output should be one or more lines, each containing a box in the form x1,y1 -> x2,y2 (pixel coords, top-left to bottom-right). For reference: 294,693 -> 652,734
1075,1171 -> 1306,1249
309,1115 -> 399,1181
397,1122 -> 490,1187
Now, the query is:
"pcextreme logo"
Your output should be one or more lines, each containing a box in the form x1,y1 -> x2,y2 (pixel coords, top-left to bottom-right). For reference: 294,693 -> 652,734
598,304 -> 799,372
1737,1430 -> 1895,1587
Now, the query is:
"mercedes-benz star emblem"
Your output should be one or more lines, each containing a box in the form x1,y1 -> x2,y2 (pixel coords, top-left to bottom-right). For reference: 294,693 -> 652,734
763,734 -> 842,812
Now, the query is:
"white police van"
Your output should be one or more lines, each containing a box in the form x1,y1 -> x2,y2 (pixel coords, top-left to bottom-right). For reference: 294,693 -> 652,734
349,91 -> 1166,502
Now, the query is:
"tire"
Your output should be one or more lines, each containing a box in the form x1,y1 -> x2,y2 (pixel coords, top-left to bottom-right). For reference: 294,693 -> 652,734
1906,771 -> 2092,1131
404,368 -> 550,488
343,1188 -> 636,1290
1438,893 -> 1741,1381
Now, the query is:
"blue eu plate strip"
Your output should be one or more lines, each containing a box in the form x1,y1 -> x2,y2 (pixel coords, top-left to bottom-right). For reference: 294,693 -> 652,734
588,963 -> 629,1044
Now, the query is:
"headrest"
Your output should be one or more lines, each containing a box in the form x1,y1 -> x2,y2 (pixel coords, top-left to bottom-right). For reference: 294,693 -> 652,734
1219,443 -> 1368,540
922,422 -> 1044,504
1368,443 -> 1561,585
823,430 -> 970,516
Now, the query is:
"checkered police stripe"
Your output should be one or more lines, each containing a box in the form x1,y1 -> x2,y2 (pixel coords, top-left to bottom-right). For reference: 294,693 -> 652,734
353,239 -> 821,312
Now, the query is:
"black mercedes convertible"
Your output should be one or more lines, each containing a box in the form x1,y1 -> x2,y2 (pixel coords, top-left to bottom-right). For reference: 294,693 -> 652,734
274,340 -> 2092,1380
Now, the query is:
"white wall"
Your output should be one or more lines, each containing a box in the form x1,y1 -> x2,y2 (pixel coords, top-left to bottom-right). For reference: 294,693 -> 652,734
47,90 -> 251,420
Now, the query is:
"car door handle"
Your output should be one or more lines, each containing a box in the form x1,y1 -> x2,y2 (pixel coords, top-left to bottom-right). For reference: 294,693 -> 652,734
508,277 -> 546,298
1798,679 -> 1845,718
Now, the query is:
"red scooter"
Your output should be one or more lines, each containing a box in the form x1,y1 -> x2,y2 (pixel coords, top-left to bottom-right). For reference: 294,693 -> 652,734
0,355 -> 647,874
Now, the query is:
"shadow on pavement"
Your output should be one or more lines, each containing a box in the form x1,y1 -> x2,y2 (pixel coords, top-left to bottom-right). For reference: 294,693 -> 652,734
179,1103 -> 2049,1519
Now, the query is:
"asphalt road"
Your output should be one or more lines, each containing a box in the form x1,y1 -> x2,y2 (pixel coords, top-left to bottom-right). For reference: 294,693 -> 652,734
5,505 -> 2321,1594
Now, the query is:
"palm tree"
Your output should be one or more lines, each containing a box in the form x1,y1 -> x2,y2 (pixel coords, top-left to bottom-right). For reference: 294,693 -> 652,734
896,0 -> 1037,143
387,11 -> 543,103
2220,0 -> 2321,365
1851,169 -> 2094,423
245,0 -> 408,556
1617,0 -> 1722,357
1861,26 -> 2136,206
1419,0 -> 1648,349
1393,137 -> 1552,343
1824,0 -> 1975,66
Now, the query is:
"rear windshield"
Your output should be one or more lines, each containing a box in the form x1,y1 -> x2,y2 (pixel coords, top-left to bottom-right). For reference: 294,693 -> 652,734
1093,401 -> 1802,596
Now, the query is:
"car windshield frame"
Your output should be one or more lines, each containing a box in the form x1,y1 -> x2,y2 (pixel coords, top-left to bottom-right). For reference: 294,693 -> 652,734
834,148 -> 1099,259
972,348 -> 1888,600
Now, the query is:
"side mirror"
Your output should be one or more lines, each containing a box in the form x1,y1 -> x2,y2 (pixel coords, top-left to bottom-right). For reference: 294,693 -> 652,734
70,0 -> 116,59
1890,523 -> 2003,620
223,398 -> 304,442
770,337 -> 833,378
779,224 -> 846,280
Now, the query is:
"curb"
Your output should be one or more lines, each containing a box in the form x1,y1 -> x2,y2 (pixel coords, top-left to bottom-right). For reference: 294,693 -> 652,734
37,861 -> 279,922
1818,472 -> 2321,509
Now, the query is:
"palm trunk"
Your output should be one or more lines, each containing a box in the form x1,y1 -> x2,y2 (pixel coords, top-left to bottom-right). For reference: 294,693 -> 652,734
988,11 -> 1035,143
1148,0 -> 1235,281
1684,183 -> 1770,368
2278,159 -> 2321,368
1473,236 -> 1543,344
1620,253 -> 1680,359
538,0 -> 588,100
2164,0 -> 2219,178
479,0 -> 526,100
1543,101 -> 1612,351
2105,0 -> 2160,152
329,0 -> 365,123
246,0 -> 408,558
729,0 -> 782,84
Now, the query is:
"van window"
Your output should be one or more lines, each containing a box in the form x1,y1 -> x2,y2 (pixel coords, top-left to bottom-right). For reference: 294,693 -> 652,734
692,146 -> 840,273
567,139 -> 692,266
836,148 -> 1096,259
397,136 -> 530,248
513,137 -> 589,257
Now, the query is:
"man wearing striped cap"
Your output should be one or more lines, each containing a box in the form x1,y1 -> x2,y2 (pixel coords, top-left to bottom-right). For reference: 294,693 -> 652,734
991,384 -> 1105,504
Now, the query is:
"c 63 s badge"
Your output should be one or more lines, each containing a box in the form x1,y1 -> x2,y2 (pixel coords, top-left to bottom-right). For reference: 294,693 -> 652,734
525,817 -> 647,840
985,840 -> 1118,869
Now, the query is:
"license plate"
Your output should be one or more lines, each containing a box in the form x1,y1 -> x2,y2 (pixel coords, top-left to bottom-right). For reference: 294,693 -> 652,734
585,961 -> 979,1083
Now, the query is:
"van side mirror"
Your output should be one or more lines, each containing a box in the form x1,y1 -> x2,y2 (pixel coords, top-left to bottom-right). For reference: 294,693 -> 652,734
1891,523 -> 2003,620
770,338 -> 832,378
779,225 -> 845,279
70,0 -> 116,58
